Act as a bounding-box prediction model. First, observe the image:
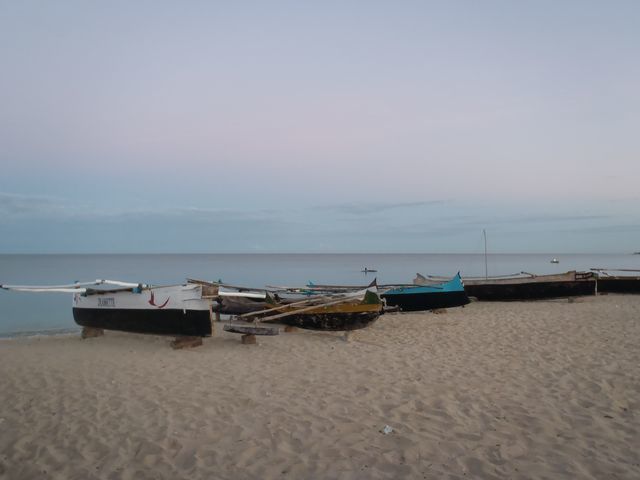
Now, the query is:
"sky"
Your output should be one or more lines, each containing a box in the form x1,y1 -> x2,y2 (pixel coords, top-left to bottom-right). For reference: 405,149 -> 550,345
1,0 -> 639,253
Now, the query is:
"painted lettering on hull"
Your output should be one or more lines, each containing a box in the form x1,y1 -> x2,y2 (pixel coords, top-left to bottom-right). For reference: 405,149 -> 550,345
98,297 -> 115,307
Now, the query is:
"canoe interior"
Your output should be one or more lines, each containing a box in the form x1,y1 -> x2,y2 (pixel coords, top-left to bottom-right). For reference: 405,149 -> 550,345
278,311 -> 381,331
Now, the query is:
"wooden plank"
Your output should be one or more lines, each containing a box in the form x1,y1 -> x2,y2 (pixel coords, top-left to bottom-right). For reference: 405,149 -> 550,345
237,295 -> 333,318
241,334 -> 257,345
224,324 -> 279,336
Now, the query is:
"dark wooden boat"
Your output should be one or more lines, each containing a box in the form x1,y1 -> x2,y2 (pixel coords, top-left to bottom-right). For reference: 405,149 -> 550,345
415,271 -> 596,301
592,269 -> 640,294
213,296 -> 268,314
381,273 -> 469,311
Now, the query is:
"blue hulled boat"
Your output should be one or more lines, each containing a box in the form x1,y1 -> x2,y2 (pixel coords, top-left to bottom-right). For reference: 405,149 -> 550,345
381,273 -> 470,312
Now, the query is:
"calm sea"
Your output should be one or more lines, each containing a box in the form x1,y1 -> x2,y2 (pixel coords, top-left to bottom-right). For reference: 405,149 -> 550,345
1,253 -> 638,336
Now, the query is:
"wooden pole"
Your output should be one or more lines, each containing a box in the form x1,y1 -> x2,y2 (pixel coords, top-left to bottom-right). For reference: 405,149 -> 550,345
483,229 -> 488,280
237,295 -> 333,319
258,297 -> 361,322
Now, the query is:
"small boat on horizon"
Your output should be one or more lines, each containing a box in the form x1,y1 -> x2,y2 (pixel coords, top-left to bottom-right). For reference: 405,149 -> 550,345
551,258 -> 560,264
361,267 -> 377,273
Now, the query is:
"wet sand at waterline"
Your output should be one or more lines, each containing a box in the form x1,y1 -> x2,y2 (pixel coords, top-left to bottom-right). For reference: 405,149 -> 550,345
1,295 -> 638,479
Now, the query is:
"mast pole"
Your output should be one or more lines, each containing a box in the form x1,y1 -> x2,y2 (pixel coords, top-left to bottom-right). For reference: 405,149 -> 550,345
483,229 -> 488,280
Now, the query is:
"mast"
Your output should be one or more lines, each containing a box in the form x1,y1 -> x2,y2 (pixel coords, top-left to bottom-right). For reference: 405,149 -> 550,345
483,229 -> 488,280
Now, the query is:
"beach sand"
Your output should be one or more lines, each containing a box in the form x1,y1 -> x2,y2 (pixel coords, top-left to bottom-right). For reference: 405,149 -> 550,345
1,295 -> 639,479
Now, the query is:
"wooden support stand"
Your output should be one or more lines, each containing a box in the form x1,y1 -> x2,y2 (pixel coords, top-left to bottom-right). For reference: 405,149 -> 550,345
209,307 -> 217,337
170,336 -> 203,349
431,308 -> 448,314
223,324 -> 278,345
81,327 -> 104,339
284,326 -> 299,333
343,331 -> 353,342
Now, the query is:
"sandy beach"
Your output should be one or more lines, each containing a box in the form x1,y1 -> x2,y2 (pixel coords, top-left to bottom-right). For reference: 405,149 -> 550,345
1,294 -> 639,479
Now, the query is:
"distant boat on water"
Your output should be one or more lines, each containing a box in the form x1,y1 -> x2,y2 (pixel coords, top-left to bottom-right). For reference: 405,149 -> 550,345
361,267 -> 377,273
550,258 -> 560,264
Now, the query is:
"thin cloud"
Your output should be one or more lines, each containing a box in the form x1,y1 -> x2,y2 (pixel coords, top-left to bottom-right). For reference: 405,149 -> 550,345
0,192 -> 67,216
314,200 -> 447,215
456,214 -> 613,226
0,195 -> 289,224
558,224 -> 640,234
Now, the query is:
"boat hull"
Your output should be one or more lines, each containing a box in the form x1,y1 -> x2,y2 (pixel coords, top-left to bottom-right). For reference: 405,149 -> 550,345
382,273 -> 469,311
73,307 -> 212,337
597,277 -> 640,294
278,311 -> 380,331
382,290 -> 470,311
465,280 -> 595,301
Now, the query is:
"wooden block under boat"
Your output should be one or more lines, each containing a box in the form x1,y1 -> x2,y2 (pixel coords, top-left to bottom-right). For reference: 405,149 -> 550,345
170,336 -> 203,349
81,327 -> 104,339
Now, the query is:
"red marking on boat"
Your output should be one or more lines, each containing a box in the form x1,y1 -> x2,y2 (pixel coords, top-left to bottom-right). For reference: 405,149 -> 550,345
149,291 -> 170,308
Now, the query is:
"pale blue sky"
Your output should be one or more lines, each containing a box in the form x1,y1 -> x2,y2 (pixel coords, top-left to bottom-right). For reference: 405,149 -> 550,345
1,1 -> 639,253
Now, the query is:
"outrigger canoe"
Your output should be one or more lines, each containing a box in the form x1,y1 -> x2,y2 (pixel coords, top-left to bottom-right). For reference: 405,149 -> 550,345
237,288 -> 383,331
414,271 -> 596,301
1,280 -> 220,337
381,273 -> 469,311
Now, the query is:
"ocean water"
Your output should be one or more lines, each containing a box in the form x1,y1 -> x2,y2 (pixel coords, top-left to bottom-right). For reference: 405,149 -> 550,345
1,253 -> 638,336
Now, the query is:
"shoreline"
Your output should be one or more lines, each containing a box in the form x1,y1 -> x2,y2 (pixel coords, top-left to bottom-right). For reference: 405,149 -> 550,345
0,327 -> 80,340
